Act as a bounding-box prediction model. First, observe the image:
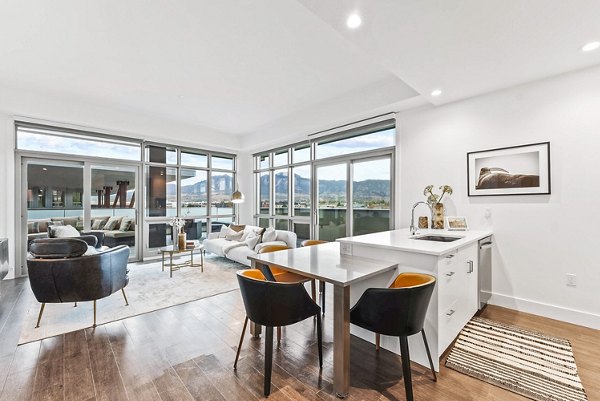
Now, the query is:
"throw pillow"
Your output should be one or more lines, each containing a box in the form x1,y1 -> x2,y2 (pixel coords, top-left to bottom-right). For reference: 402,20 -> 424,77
103,217 -> 122,231
51,225 -> 81,238
119,218 -> 134,232
262,227 -> 277,243
244,233 -> 261,249
218,225 -> 229,238
229,224 -> 246,232
91,218 -> 107,230
225,229 -> 244,241
27,222 -> 39,234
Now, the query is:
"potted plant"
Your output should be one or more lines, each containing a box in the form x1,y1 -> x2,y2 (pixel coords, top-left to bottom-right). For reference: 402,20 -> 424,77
424,185 -> 453,229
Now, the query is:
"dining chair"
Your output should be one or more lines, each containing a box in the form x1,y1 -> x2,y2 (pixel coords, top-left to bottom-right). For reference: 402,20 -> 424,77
234,269 -> 323,397
300,240 -> 329,314
350,273 -> 437,401
257,245 -> 317,301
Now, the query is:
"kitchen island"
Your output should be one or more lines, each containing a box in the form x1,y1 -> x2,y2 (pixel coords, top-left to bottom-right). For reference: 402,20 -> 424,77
337,228 -> 492,371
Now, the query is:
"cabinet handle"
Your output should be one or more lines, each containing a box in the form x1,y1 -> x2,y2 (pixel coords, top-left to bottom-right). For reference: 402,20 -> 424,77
467,260 -> 474,273
445,271 -> 455,277
446,309 -> 455,316
445,254 -> 455,259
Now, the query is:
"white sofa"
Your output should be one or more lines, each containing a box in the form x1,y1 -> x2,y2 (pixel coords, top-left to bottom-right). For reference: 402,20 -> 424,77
203,225 -> 297,266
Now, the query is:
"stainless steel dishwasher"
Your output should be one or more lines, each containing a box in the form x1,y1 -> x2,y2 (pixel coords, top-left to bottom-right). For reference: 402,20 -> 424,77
478,236 -> 492,309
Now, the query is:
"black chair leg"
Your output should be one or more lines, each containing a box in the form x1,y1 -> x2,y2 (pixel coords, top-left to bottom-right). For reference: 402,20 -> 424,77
316,313 -> 323,368
319,281 -> 326,315
421,329 -> 437,382
399,336 -> 413,401
264,326 -> 274,397
234,316 -> 249,370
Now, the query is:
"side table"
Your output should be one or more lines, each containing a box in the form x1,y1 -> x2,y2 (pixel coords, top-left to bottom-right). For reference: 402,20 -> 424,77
159,244 -> 205,278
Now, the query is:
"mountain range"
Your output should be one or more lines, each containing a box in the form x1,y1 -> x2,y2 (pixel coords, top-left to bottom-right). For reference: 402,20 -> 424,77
166,172 -> 389,200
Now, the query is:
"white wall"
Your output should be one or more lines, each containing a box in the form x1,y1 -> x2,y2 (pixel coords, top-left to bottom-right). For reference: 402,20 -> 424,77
397,65 -> 600,329
0,85 -> 242,279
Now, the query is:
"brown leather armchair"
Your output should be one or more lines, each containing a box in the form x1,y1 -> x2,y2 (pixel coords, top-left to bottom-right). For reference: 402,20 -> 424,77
27,238 -> 130,328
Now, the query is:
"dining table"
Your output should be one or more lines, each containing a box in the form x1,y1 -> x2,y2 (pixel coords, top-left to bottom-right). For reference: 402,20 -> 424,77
247,242 -> 397,398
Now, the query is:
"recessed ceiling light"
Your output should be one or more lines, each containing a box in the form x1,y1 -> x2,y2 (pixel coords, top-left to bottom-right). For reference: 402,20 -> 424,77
42,167 -> 48,171
346,13 -> 362,29
431,89 -> 442,97
581,41 -> 600,52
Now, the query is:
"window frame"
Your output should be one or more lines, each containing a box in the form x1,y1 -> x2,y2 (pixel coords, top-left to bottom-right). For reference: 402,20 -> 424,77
253,119 -> 395,240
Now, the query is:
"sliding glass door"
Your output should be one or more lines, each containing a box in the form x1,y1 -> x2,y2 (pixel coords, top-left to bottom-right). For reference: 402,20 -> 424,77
23,158 -> 141,264
91,164 -> 139,258
315,163 -> 348,241
313,154 -> 392,240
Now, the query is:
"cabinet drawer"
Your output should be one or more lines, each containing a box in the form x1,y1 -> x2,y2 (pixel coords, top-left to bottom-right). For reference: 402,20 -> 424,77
438,268 -> 462,308
439,300 -> 468,353
438,250 -> 458,271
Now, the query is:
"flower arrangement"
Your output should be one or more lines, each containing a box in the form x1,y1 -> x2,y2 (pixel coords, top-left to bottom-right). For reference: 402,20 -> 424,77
169,216 -> 186,233
423,185 -> 453,205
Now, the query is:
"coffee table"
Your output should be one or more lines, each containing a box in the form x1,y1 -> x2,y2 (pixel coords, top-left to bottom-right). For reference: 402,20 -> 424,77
159,244 -> 204,278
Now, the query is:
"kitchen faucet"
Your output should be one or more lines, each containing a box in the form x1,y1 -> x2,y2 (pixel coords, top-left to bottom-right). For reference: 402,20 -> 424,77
409,201 -> 433,235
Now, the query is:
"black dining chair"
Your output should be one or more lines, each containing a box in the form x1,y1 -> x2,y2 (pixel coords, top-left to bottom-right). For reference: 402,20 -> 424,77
234,269 -> 323,397
350,273 -> 437,401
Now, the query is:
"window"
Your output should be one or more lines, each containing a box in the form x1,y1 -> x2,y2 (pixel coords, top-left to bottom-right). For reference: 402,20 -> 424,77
181,151 -> 208,168
180,169 -> 207,216
144,144 -> 236,250
17,125 -> 141,161
316,127 -> 395,159
274,169 -> 288,216
273,150 -> 288,166
253,118 -> 395,240
292,165 -> 310,217
212,155 -> 234,170
293,145 -> 310,163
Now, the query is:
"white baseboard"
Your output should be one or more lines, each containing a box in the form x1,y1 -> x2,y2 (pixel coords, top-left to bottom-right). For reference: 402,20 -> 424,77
487,291 -> 600,330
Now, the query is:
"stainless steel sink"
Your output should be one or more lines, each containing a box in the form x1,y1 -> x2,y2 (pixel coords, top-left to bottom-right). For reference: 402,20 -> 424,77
412,235 -> 462,242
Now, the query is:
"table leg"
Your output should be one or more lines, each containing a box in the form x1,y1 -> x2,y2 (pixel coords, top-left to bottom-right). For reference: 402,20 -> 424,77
191,250 -> 194,267
169,253 -> 173,278
162,252 -> 165,271
333,285 -> 350,398
201,250 -> 204,272
249,259 -> 262,337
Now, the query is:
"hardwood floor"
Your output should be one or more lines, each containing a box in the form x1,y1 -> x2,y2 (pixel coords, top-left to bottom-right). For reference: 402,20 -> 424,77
1,277 -> 598,401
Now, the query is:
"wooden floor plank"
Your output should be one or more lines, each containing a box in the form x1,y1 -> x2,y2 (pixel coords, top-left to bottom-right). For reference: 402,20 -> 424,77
1,276 -> 599,401
84,327 -> 129,401
63,330 -> 96,401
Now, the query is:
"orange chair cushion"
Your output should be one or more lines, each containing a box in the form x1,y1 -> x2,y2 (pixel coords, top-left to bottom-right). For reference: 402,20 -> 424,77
390,273 -> 435,289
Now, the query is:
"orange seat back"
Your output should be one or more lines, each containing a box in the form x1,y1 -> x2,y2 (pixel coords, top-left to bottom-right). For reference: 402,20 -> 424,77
239,269 -> 267,281
390,273 -> 436,289
258,245 -> 289,254
301,240 -> 328,247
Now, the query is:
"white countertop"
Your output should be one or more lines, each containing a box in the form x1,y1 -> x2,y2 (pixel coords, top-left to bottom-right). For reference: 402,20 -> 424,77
247,242 -> 397,287
337,228 -> 493,256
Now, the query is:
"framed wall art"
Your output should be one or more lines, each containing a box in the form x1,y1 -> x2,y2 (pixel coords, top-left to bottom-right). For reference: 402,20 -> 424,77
467,142 -> 550,196
446,216 -> 468,231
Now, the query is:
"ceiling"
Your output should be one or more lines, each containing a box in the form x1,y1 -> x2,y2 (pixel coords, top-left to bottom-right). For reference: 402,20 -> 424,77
298,0 -> 600,105
2,1 -> 600,139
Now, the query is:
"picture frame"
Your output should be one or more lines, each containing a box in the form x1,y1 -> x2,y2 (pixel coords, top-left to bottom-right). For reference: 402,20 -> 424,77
467,142 -> 550,196
446,216 -> 468,231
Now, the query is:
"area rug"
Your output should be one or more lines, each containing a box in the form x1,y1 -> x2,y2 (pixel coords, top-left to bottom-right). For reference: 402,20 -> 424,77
446,317 -> 587,401
18,254 -> 243,344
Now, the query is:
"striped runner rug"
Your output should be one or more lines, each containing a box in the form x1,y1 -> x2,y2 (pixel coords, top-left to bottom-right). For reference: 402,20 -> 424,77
445,317 -> 587,401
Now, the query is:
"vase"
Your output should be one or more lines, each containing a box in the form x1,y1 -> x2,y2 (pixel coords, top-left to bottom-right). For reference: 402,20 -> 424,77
178,231 -> 187,250
418,216 -> 429,229
433,203 -> 445,229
